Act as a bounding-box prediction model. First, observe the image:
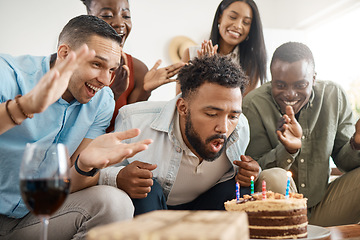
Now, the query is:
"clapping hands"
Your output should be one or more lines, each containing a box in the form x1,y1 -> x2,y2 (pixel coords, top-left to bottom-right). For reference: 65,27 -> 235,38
196,40 -> 218,58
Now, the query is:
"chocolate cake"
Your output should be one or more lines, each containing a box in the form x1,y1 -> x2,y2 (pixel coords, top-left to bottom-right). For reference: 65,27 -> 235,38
225,191 -> 308,239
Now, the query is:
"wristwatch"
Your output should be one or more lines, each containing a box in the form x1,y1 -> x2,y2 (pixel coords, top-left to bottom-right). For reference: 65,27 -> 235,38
74,155 -> 99,177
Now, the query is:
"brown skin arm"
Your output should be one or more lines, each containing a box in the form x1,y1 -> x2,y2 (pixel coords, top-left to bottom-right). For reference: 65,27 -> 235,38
351,118 -> 360,149
110,51 -> 130,101
233,155 -> 260,187
126,57 -> 150,103
243,77 -> 259,97
116,160 -> 157,199
144,60 -> 185,93
243,71 -> 261,97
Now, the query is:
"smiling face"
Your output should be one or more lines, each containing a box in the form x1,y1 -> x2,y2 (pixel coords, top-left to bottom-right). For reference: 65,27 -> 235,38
271,59 -> 315,114
218,1 -> 252,52
178,82 -> 242,161
88,0 -> 131,47
62,35 -> 121,104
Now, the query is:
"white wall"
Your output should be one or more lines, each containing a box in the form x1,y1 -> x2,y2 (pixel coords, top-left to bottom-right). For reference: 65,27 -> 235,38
1,0 -> 350,101
0,0 -> 222,101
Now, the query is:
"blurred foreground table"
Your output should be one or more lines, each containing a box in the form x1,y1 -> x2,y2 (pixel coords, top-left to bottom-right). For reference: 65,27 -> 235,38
326,224 -> 360,240
87,210 -> 249,240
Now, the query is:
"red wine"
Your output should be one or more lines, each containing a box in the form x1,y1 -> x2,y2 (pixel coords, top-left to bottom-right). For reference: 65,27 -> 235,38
20,178 -> 70,216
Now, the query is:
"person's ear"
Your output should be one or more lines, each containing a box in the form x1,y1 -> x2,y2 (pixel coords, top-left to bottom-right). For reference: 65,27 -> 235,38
57,44 -> 71,60
176,97 -> 188,117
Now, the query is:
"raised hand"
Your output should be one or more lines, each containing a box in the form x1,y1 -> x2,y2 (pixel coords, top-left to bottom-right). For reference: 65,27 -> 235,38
197,40 -> 218,58
143,60 -> 185,92
77,128 -> 152,171
116,160 -> 157,199
276,105 -> 302,154
233,155 -> 260,187
110,50 -> 130,101
19,44 -> 95,115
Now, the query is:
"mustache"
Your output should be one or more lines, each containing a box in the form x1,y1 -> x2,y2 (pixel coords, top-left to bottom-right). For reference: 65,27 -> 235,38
206,134 -> 227,144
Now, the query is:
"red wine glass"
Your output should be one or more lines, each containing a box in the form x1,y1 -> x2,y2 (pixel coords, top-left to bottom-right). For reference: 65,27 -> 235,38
19,143 -> 71,240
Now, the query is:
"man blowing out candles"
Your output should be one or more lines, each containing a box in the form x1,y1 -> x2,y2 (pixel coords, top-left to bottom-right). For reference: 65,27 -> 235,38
99,55 -> 261,215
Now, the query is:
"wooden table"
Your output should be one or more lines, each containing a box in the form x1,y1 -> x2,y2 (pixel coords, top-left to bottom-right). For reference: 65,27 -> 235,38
325,224 -> 360,239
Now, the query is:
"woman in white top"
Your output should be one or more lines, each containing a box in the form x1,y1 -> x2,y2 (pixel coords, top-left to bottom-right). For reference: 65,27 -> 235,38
177,0 -> 267,97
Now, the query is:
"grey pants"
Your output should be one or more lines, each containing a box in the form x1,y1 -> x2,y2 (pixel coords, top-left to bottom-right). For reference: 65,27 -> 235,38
256,167 -> 360,227
0,185 -> 134,240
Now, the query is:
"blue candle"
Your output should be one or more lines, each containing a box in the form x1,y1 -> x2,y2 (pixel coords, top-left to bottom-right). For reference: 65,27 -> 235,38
236,182 -> 240,203
251,176 -> 254,194
285,171 -> 292,199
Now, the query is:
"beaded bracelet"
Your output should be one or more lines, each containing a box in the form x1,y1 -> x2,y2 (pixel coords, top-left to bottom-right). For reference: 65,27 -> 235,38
14,95 -> 33,119
5,99 -> 20,125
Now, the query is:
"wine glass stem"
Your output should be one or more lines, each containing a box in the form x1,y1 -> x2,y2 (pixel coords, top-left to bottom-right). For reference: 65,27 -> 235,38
41,217 -> 49,240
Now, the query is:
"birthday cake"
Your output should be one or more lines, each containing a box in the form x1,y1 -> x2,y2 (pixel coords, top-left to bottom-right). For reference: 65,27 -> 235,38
225,191 -> 308,239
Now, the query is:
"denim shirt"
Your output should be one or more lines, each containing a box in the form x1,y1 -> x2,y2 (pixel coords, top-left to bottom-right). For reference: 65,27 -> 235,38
0,54 -> 115,218
99,95 -> 250,199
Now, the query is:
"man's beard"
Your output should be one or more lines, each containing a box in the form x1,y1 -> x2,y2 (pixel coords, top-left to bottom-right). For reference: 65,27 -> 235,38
185,112 -> 227,162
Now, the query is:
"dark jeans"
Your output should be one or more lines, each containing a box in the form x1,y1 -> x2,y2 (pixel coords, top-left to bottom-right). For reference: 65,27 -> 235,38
131,178 -> 250,216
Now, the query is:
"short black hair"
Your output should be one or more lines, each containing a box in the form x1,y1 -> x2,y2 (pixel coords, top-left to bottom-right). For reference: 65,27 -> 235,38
270,42 -> 315,71
178,55 -> 248,99
58,15 -> 122,49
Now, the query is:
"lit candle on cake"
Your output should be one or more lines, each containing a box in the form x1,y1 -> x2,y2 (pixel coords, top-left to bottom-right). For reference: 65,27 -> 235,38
250,176 -> 254,194
262,180 -> 266,200
236,182 -> 240,203
285,171 -> 292,199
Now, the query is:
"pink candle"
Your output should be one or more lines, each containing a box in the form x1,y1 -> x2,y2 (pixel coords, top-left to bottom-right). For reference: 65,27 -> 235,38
262,180 -> 266,200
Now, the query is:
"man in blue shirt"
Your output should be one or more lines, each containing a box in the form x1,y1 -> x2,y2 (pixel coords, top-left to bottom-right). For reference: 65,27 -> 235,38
0,15 -> 151,239
101,55 -> 260,215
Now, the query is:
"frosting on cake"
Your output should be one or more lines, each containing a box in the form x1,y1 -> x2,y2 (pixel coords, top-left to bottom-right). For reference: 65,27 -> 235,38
225,191 -> 308,239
